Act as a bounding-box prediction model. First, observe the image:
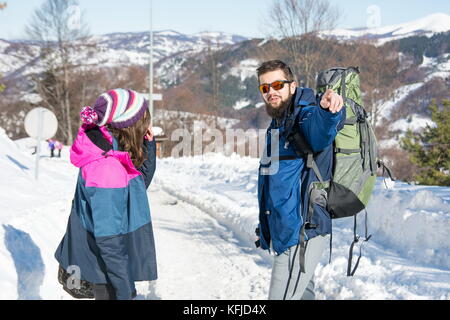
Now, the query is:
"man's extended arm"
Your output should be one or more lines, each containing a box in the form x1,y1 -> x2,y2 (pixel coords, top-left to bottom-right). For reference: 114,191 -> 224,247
300,89 -> 344,152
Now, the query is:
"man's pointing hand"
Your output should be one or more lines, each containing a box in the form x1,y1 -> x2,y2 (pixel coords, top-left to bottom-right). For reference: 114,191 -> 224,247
320,89 -> 344,114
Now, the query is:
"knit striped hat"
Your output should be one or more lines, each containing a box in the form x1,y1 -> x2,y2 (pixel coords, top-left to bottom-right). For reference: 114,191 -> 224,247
80,89 -> 149,129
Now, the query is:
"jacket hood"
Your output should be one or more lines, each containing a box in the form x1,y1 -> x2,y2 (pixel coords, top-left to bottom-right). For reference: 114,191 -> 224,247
70,125 -> 140,176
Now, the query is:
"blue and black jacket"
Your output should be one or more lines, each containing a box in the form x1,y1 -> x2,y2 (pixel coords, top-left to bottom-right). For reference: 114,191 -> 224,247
257,88 -> 344,255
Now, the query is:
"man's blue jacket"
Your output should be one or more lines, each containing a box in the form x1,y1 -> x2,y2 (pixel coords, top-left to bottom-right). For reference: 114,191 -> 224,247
257,88 -> 344,255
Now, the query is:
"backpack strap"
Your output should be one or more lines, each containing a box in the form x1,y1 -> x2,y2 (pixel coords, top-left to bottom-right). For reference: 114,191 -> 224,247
281,89 -> 329,296
347,209 -> 372,276
287,131 -> 324,183
340,69 -> 348,102
283,225 -> 308,300
284,88 -> 316,136
335,148 -> 361,155
378,159 -> 396,181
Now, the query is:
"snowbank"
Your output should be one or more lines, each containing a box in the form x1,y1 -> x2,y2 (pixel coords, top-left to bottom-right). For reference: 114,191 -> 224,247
0,128 -> 77,300
368,183 -> 450,269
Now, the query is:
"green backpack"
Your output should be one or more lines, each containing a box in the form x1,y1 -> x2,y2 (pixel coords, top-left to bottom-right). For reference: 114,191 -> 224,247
317,67 -> 378,218
315,66 -> 393,275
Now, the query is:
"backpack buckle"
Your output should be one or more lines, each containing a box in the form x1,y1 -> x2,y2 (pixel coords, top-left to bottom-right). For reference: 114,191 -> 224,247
305,222 -> 318,229
307,153 -> 314,168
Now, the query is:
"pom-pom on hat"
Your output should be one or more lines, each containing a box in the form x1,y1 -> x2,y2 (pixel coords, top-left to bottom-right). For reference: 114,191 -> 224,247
80,89 -> 149,129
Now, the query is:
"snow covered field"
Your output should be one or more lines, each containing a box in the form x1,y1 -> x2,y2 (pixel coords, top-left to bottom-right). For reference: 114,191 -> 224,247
0,128 -> 449,300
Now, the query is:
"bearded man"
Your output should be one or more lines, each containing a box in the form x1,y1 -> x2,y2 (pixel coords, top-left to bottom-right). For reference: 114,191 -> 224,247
255,60 -> 344,300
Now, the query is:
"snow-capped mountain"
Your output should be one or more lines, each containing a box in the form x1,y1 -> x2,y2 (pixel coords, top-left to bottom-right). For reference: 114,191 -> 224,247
0,30 -> 248,86
93,30 -> 246,61
321,13 -> 450,45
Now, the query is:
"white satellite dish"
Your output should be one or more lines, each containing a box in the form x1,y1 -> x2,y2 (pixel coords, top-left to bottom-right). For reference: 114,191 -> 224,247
24,107 -> 58,140
24,107 -> 58,180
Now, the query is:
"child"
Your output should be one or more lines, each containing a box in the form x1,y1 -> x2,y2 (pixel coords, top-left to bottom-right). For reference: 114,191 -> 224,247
55,141 -> 63,158
55,89 -> 157,300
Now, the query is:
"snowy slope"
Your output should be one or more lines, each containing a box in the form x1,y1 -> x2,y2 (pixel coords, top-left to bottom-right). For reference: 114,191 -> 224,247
321,13 -> 450,45
0,129 -> 449,300
377,53 -> 449,149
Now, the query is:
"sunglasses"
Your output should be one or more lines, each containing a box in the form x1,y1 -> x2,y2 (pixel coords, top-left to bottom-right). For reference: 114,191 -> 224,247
259,80 -> 293,94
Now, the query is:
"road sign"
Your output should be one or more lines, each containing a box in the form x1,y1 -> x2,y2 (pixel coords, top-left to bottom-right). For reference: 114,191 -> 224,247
152,93 -> 163,101
24,107 -> 58,140
144,93 -> 163,101
24,107 -> 58,179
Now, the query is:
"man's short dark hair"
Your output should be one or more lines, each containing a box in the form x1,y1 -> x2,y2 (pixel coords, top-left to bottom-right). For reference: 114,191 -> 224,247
257,60 -> 295,83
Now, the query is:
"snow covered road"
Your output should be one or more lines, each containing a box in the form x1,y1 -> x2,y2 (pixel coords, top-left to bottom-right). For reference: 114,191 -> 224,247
137,186 -> 270,300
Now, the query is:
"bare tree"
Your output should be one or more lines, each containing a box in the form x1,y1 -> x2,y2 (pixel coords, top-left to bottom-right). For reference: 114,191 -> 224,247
26,0 -> 89,144
265,0 -> 340,87
202,35 -> 222,118
352,42 -> 400,128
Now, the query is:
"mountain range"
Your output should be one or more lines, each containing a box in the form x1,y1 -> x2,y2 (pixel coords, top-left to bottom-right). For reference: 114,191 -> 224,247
0,30 -> 248,89
2,13 -> 449,88
321,13 -> 450,44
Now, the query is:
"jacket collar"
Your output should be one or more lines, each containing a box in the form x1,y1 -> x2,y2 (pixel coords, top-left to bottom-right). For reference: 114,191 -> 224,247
70,125 -> 140,175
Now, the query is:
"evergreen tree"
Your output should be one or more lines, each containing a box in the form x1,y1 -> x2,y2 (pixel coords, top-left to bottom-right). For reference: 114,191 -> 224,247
401,99 -> 450,186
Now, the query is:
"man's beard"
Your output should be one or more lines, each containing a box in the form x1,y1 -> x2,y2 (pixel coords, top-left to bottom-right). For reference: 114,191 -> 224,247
265,93 -> 293,119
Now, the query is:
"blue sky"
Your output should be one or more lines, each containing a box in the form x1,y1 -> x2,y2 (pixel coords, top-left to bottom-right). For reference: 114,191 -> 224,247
0,0 -> 449,39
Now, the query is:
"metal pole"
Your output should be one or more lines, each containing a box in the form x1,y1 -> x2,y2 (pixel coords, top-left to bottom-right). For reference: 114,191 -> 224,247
35,108 -> 43,180
149,0 -> 154,126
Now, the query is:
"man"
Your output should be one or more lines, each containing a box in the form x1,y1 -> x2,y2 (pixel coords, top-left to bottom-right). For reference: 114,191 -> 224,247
255,60 -> 344,300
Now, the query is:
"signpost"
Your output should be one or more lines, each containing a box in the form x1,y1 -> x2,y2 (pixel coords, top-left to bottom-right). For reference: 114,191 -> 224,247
149,0 -> 154,126
24,107 -> 58,180
148,1 -> 163,125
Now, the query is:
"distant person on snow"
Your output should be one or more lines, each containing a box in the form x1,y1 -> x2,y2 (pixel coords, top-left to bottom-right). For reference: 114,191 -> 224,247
48,139 -> 56,158
55,140 -> 63,158
255,60 -> 344,300
55,89 -> 157,300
